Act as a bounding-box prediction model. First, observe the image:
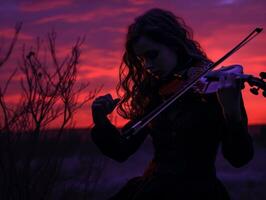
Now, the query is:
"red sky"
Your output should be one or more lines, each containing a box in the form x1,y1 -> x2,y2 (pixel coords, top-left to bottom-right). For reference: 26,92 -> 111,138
0,0 -> 265,128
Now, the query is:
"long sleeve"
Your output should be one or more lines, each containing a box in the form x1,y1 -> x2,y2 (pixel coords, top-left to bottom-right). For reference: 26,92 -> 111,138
91,118 -> 150,162
220,96 -> 254,168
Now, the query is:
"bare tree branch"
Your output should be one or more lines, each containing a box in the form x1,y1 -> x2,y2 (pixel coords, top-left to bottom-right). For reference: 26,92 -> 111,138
0,22 -> 22,68
0,25 -> 104,199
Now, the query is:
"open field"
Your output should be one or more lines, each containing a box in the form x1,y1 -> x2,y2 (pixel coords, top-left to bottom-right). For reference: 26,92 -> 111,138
1,125 -> 265,199
52,125 -> 266,200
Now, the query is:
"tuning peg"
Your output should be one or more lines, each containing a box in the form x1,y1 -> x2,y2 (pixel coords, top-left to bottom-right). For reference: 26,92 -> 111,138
240,81 -> 245,89
263,90 -> 266,98
250,87 -> 259,95
260,72 -> 266,79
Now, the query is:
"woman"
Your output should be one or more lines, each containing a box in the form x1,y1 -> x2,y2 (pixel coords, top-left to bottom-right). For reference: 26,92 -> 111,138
91,8 -> 254,200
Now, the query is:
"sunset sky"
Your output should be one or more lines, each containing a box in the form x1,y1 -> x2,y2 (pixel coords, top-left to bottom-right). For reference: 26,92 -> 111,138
0,0 -> 265,128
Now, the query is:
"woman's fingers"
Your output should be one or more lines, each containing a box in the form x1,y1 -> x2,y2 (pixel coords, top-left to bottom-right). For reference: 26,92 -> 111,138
114,98 -> 121,105
218,73 -> 239,89
218,74 -> 226,89
92,94 -> 120,115
216,73 -> 242,113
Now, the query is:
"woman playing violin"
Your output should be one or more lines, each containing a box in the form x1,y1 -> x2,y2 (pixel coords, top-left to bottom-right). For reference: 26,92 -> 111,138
91,8 -> 254,200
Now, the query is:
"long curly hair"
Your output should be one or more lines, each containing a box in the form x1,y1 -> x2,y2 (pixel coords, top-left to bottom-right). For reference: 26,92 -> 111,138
116,8 -> 210,120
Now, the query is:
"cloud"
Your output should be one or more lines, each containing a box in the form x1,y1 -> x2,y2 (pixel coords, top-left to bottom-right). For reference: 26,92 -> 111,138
218,0 -> 236,5
129,0 -> 153,5
2,93 -> 23,104
1,0 -> 266,126
20,0 -> 73,12
78,64 -> 118,82
96,27 -> 127,34
34,7 -> 140,24
0,28 -> 32,40
79,47 -> 122,69
78,74 -> 118,102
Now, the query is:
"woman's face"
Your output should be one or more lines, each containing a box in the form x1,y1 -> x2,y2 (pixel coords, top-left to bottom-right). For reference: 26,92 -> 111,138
133,36 -> 178,80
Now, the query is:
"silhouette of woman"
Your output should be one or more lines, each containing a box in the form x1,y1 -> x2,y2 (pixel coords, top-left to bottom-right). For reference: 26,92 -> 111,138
91,8 -> 254,200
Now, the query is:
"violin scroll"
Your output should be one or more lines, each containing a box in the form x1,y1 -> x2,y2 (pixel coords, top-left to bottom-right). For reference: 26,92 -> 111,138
249,71 -> 266,97
260,72 -> 266,79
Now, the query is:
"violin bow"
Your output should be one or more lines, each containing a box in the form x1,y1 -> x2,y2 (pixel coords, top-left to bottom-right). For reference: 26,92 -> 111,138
123,27 -> 263,140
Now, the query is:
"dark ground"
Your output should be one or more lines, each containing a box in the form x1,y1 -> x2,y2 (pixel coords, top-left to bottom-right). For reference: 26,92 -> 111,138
52,125 -> 266,200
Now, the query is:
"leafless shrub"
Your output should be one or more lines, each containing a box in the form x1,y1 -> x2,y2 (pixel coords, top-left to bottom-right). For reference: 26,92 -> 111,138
0,24 -> 103,199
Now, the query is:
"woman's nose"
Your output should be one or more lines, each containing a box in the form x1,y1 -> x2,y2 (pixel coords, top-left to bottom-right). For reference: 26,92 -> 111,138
145,63 -> 154,74
145,63 -> 153,70
144,59 -> 154,70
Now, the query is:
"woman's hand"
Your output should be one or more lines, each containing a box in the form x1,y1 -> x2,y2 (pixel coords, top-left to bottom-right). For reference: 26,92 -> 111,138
216,73 -> 243,122
91,94 -> 120,126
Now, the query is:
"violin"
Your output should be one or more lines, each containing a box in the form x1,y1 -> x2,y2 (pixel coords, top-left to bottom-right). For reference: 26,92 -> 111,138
158,64 -> 266,97
202,65 -> 266,96
122,27 -> 265,140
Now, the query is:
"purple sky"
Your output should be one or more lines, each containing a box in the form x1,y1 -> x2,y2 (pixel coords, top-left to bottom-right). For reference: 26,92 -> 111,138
0,0 -> 266,127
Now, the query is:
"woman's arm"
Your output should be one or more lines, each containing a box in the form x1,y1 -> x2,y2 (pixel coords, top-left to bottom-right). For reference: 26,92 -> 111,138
91,117 -> 150,162
215,72 -> 254,167
220,97 -> 254,168
90,93 -> 150,162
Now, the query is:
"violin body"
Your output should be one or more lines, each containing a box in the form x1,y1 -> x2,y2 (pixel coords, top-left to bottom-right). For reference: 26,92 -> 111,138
199,65 -> 244,94
159,64 -> 266,97
159,64 -> 245,97
201,65 -> 266,97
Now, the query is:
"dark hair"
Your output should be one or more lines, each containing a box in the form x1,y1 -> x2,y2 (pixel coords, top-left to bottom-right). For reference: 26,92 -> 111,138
116,8 -> 210,120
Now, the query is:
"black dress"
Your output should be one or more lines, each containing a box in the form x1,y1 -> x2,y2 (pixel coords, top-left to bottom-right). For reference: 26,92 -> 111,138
91,90 -> 254,200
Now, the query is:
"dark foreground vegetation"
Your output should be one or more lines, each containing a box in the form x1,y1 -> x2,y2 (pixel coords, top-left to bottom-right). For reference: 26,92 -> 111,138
1,126 -> 265,200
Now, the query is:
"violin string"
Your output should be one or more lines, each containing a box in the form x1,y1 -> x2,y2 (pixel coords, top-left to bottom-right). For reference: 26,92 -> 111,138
139,30 -> 260,129
212,30 -> 261,69
123,28 -> 263,139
